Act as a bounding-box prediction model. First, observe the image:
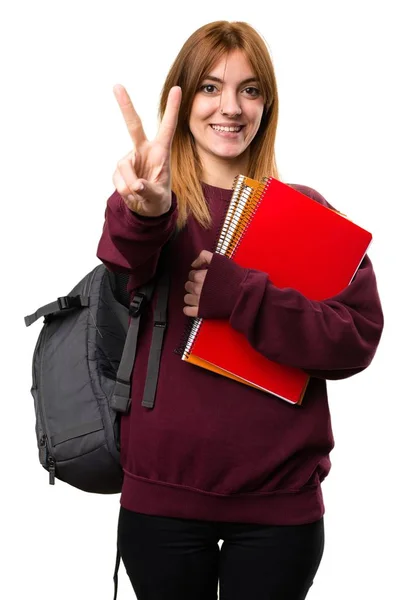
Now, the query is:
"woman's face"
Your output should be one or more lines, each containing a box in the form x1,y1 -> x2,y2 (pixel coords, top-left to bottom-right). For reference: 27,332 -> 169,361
189,49 -> 265,163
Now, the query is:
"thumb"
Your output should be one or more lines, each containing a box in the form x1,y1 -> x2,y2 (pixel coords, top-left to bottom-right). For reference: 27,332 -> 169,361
191,250 -> 213,269
133,179 -> 170,204
132,178 -> 156,197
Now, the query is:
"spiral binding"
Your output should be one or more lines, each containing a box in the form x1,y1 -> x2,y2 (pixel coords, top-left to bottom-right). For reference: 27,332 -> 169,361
221,178 -> 266,258
229,177 -> 272,259
175,176 -> 239,358
215,174 -> 247,254
182,317 -> 203,359
180,175 -> 246,360
180,175 -> 273,361
218,184 -> 254,255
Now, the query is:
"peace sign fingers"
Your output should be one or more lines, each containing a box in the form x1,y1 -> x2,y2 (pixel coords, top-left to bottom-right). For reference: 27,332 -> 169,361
112,84 -> 181,217
156,86 -> 182,150
113,84 -> 147,149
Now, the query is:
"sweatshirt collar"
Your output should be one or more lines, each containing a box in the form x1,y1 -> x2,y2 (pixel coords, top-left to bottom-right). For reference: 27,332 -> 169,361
201,181 -> 234,202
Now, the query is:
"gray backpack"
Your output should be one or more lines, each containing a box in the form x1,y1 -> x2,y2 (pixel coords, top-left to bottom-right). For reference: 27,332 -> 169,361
24,245 -> 171,494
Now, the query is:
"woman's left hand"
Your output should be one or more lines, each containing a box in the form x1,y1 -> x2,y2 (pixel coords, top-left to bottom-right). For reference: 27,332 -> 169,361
183,250 -> 213,317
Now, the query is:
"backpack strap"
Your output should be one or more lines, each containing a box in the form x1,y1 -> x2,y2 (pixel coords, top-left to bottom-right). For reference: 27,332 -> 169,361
141,267 -> 170,409
110,280 -> 155,413
24,295 -> 89,327
111,232 -> 175,414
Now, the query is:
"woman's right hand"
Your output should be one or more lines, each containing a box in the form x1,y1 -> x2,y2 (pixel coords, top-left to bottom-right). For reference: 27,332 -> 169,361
112,84 -> 182,217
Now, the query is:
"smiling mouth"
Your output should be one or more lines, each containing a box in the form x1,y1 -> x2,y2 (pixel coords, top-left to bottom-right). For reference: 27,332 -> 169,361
210,125 -> 244,133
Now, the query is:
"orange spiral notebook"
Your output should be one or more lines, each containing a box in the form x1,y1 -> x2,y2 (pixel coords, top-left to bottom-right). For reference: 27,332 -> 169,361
182,175 -> 373,405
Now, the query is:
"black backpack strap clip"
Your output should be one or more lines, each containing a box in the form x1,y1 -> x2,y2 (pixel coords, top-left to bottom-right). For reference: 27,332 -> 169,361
128,292 -> 148,317
24,295 -> 90,327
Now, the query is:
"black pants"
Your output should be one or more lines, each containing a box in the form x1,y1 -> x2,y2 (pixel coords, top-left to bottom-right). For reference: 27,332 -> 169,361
117,506 -> 325,600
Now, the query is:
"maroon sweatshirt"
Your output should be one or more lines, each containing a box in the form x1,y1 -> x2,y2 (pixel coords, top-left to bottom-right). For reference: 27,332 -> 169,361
97,182 -> 383,525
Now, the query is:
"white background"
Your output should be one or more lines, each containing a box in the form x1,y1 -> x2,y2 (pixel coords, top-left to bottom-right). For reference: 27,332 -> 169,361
2,0 -> 417,598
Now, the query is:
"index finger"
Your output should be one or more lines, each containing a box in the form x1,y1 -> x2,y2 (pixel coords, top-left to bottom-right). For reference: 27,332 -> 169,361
156,86 -> 182,149
113,84 -> 147,148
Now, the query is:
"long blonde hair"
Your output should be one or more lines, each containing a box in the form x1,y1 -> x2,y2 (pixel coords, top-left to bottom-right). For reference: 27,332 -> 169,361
159,21 -> 279,229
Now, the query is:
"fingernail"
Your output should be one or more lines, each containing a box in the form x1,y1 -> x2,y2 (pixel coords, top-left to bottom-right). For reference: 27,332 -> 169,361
133,182 -> 144,192
113,84 -> 123,98
127,194 -> 135,202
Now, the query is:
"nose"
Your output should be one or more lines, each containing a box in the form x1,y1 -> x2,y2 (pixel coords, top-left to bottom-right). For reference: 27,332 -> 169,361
219,89 -> 242,117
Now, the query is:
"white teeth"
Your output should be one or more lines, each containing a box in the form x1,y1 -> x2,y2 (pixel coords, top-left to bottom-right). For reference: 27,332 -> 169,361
211,125 -> 242,132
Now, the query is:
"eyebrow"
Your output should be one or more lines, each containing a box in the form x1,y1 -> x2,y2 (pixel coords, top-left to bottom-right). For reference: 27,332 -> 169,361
203,75 -> 260,86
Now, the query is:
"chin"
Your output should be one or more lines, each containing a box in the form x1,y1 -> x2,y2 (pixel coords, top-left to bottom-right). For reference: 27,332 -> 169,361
210,146 -> 247,160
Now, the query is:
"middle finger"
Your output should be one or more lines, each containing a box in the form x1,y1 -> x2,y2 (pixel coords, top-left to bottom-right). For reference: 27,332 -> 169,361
185,281 -> 201,295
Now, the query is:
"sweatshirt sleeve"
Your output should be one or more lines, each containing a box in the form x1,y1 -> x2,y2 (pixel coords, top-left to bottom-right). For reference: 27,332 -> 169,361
198,193 -> 384,381
96,190 -> 178,289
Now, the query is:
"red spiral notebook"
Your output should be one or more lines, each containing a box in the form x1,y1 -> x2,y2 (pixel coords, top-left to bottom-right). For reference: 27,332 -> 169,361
182,176 -> 372,405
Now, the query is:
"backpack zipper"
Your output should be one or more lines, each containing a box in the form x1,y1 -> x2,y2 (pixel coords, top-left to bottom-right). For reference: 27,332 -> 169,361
48,456 -> 56,485
35,325 -> 56,486
39,433 -> 48,465
39,433 -> 56,485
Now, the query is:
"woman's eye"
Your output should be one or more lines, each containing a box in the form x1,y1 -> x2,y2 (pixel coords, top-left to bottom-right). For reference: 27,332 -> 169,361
243,87 -> 261,98
200,84 -> 218,94
199,84 -> 261,97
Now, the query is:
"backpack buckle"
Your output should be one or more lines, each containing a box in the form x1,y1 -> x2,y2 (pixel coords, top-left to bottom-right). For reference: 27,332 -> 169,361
57,296 -> 84,310
58,296 -> 72,310
129,293 -> 147,317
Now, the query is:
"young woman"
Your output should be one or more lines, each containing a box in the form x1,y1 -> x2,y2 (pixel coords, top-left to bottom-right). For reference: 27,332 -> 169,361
97,20 -> 384,600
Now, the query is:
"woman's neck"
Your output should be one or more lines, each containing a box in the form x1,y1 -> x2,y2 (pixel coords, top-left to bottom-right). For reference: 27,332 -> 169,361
200,150 -> 249,189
